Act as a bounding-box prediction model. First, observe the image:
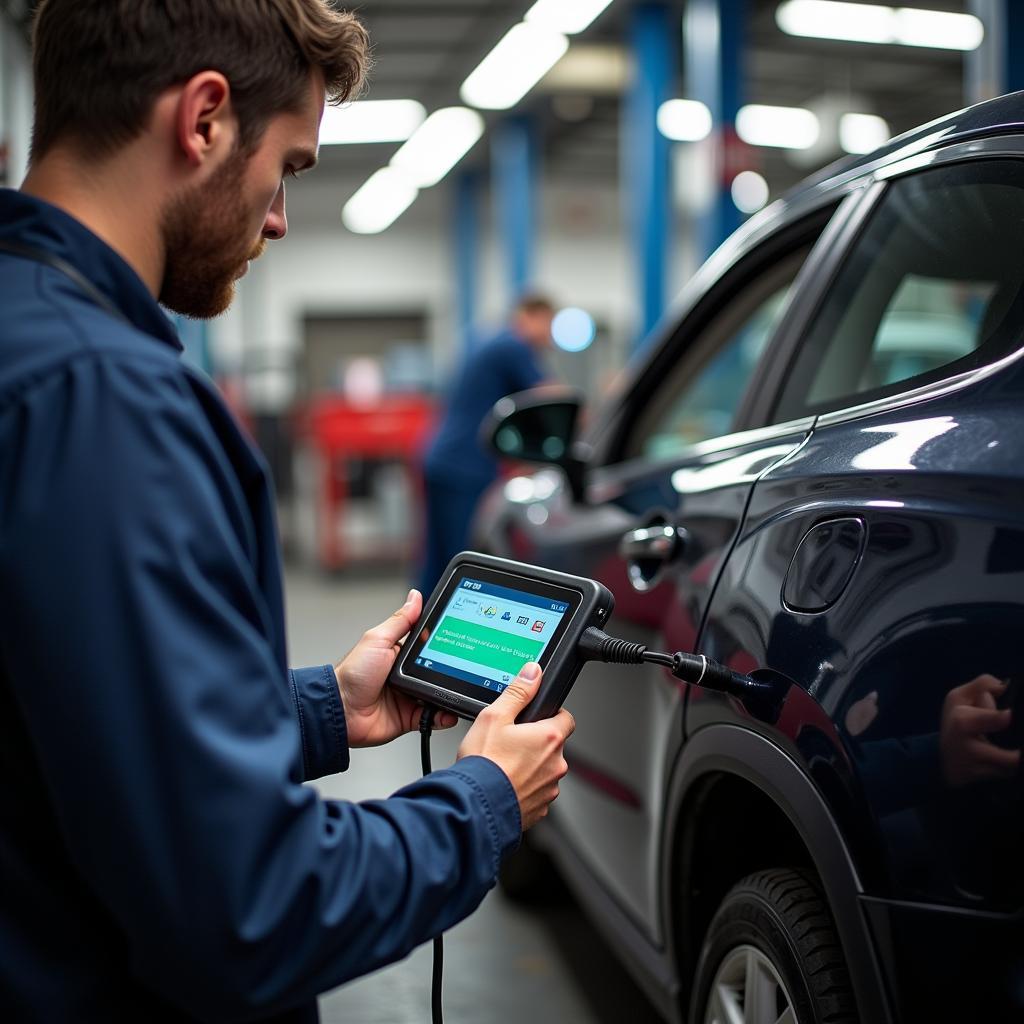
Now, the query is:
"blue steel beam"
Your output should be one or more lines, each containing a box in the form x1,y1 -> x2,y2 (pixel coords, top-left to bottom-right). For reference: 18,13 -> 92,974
685,0 -> 745,262
453,170 -> 481,351
623,2 -> 674,350
966,1 -> 1024,103
492,115 -> 538,303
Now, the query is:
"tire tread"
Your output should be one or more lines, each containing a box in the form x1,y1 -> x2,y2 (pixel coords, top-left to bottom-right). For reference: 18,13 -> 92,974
689,866 -> 858,1024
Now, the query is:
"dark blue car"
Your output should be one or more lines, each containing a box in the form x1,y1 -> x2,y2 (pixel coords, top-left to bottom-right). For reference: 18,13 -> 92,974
476,92 -> 1024,1024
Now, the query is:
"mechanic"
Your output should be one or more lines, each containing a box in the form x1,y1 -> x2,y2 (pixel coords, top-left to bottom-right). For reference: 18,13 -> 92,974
417,294 -> 555,595
0,2 -> 574,1022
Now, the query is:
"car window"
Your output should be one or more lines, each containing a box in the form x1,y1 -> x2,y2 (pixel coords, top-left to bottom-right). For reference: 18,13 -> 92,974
774,160 -> 1024,421
626,245 -> 811,462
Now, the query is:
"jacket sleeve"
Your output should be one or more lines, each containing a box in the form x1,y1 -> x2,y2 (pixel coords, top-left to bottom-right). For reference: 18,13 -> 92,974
289,664 -> 351,779
0,353 -> 521,1022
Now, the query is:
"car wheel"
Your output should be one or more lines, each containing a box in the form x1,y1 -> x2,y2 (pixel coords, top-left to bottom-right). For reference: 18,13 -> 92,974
690,868 -> 857,1024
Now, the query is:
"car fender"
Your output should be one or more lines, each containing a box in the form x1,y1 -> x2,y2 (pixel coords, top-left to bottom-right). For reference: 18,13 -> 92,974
660,724 -> 893,1024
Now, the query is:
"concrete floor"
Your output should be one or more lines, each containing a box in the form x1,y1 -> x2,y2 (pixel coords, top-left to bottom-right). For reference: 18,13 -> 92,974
284,563 -> 664,1024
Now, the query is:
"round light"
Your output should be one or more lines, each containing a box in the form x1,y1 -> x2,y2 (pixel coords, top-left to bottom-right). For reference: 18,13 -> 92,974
731,171 -> 770,215
552,307 -> 596,352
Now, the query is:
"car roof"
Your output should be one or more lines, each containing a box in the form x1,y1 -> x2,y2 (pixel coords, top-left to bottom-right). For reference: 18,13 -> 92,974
787,89 -> 1024,203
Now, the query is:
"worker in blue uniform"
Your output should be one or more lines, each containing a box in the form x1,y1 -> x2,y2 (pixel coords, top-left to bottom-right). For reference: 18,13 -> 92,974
0,3 -> 574,1022
417,295 -> 555,594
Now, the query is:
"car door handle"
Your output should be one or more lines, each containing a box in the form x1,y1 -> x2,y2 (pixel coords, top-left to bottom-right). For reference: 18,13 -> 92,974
620,525 -> 684,563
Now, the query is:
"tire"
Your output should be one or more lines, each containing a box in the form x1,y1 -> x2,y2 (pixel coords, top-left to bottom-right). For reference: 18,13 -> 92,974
689,868 -> 857,1024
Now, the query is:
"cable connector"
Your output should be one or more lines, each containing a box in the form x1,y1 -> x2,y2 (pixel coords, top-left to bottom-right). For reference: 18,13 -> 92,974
669,652 -> 775,701
578,628 -> 777,705
578,627 -> 647,664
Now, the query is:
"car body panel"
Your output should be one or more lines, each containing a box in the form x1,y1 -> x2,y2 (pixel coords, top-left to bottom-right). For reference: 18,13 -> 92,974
473,94 -> 1024,1024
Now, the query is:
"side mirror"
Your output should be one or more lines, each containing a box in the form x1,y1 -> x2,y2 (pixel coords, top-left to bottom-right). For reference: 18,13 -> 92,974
484,388 -> 587,502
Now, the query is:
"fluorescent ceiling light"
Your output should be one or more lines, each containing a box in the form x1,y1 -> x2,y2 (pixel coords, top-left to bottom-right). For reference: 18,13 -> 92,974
658,99 -> 713,142
731,171 -> 770,214
895,8 -> 984,50
390,107 -> 485,188
342,168 -> 419,234
319,100 -> 426,145
461,22 -> 569,110
776,1 -> 984,51
840,112 -> 891,154
736,104 -> 820,149
525,0 -> 615,35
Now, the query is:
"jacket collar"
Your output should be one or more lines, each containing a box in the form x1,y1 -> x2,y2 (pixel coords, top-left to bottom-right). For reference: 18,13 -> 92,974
0,189 -> 183,352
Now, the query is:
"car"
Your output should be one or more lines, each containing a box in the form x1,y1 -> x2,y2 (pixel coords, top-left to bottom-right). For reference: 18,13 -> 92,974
473,91 -> 1024,1024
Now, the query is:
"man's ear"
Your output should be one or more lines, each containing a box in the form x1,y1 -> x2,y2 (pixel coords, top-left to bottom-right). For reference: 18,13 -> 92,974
175,71 -> 236,167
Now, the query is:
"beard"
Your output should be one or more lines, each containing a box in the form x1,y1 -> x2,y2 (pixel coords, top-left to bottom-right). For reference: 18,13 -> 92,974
159,150 -> 267,320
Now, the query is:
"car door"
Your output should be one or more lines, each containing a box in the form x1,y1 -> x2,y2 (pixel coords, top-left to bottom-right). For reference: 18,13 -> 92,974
696,145 -> 1024,1020
492,193 -> 865,942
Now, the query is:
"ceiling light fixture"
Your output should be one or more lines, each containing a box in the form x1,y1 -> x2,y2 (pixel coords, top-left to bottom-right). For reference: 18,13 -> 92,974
736,104 -> 820,149
390,107 -> 486,188
840,112 -> 891,154
342,168 -> 419,234
461,22 -> 569,110
657,99 -> 713,142
776,1 -> 984,51
319,99 -> 426,145
731,171 -> 770,214
525,0 -> 615,35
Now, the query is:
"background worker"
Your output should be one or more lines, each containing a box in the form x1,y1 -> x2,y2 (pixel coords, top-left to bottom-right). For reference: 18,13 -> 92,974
417,295 -> 555,594
0,2 -> 574,1022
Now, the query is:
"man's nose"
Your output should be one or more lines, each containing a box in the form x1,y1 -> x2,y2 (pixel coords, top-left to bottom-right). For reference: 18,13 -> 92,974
263,183 -> 288,241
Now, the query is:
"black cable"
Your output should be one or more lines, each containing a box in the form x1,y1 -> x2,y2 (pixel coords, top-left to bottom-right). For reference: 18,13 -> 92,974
576,627 -> 777,701
419,707 -> 444,1024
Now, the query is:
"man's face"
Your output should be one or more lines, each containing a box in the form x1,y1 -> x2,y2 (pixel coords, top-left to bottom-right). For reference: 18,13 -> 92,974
159,75 -> 323,319
517,309 -> 554,348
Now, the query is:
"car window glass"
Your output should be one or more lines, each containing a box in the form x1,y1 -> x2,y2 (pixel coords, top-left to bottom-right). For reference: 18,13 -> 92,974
775,160 -> 1024,421
627,246 -> 810,462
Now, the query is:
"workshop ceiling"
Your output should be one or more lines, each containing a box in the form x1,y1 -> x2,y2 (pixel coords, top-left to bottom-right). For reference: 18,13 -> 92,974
8,0 -> 972,196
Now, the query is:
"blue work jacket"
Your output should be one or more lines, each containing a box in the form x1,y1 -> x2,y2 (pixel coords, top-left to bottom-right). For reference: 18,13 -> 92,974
424,330 -> 544,486
0,189 -> 521,1023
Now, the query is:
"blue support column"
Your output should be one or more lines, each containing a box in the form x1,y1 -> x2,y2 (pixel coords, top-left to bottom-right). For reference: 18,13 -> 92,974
453,170 -> 481,351
685,0 -> 745,261
966,1 -> 1024,103
623,2 -> 673,350
492,115 -> 538,304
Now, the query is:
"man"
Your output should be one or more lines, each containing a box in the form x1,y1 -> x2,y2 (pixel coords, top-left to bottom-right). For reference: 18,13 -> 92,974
0,3 -> 574,1022
417,295 -> 555,594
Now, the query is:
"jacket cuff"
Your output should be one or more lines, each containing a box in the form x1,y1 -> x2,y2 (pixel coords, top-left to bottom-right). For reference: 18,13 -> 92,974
289,665 -> 350,781
438,755 -> 522,866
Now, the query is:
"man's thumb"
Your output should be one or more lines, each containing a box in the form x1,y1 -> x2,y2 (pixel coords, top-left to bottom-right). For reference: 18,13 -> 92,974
492,662 -> 542,716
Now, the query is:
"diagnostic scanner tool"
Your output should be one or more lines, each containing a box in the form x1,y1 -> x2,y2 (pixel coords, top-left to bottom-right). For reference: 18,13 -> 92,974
390,551 -> 614,722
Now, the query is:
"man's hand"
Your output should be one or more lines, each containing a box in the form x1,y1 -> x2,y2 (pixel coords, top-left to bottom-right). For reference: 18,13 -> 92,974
458,663 -> 575,831
940,674 -> 1020,788
335,590 -> 458,748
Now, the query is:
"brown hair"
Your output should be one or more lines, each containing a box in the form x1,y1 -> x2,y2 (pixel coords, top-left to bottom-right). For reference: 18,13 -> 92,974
515,293 -> 556,316
30,0 -> 370,161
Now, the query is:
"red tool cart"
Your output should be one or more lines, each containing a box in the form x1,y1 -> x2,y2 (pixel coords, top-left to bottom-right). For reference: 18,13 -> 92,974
303,395 -> 435,570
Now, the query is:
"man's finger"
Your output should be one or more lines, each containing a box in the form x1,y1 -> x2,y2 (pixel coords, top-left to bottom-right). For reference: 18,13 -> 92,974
952,705 -> 1013,734
957,674 -> 1008,701
488,663 -> 542,721
968,739 -> 1021,773
549,707 -> 575,742
365,589 -> 422,648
